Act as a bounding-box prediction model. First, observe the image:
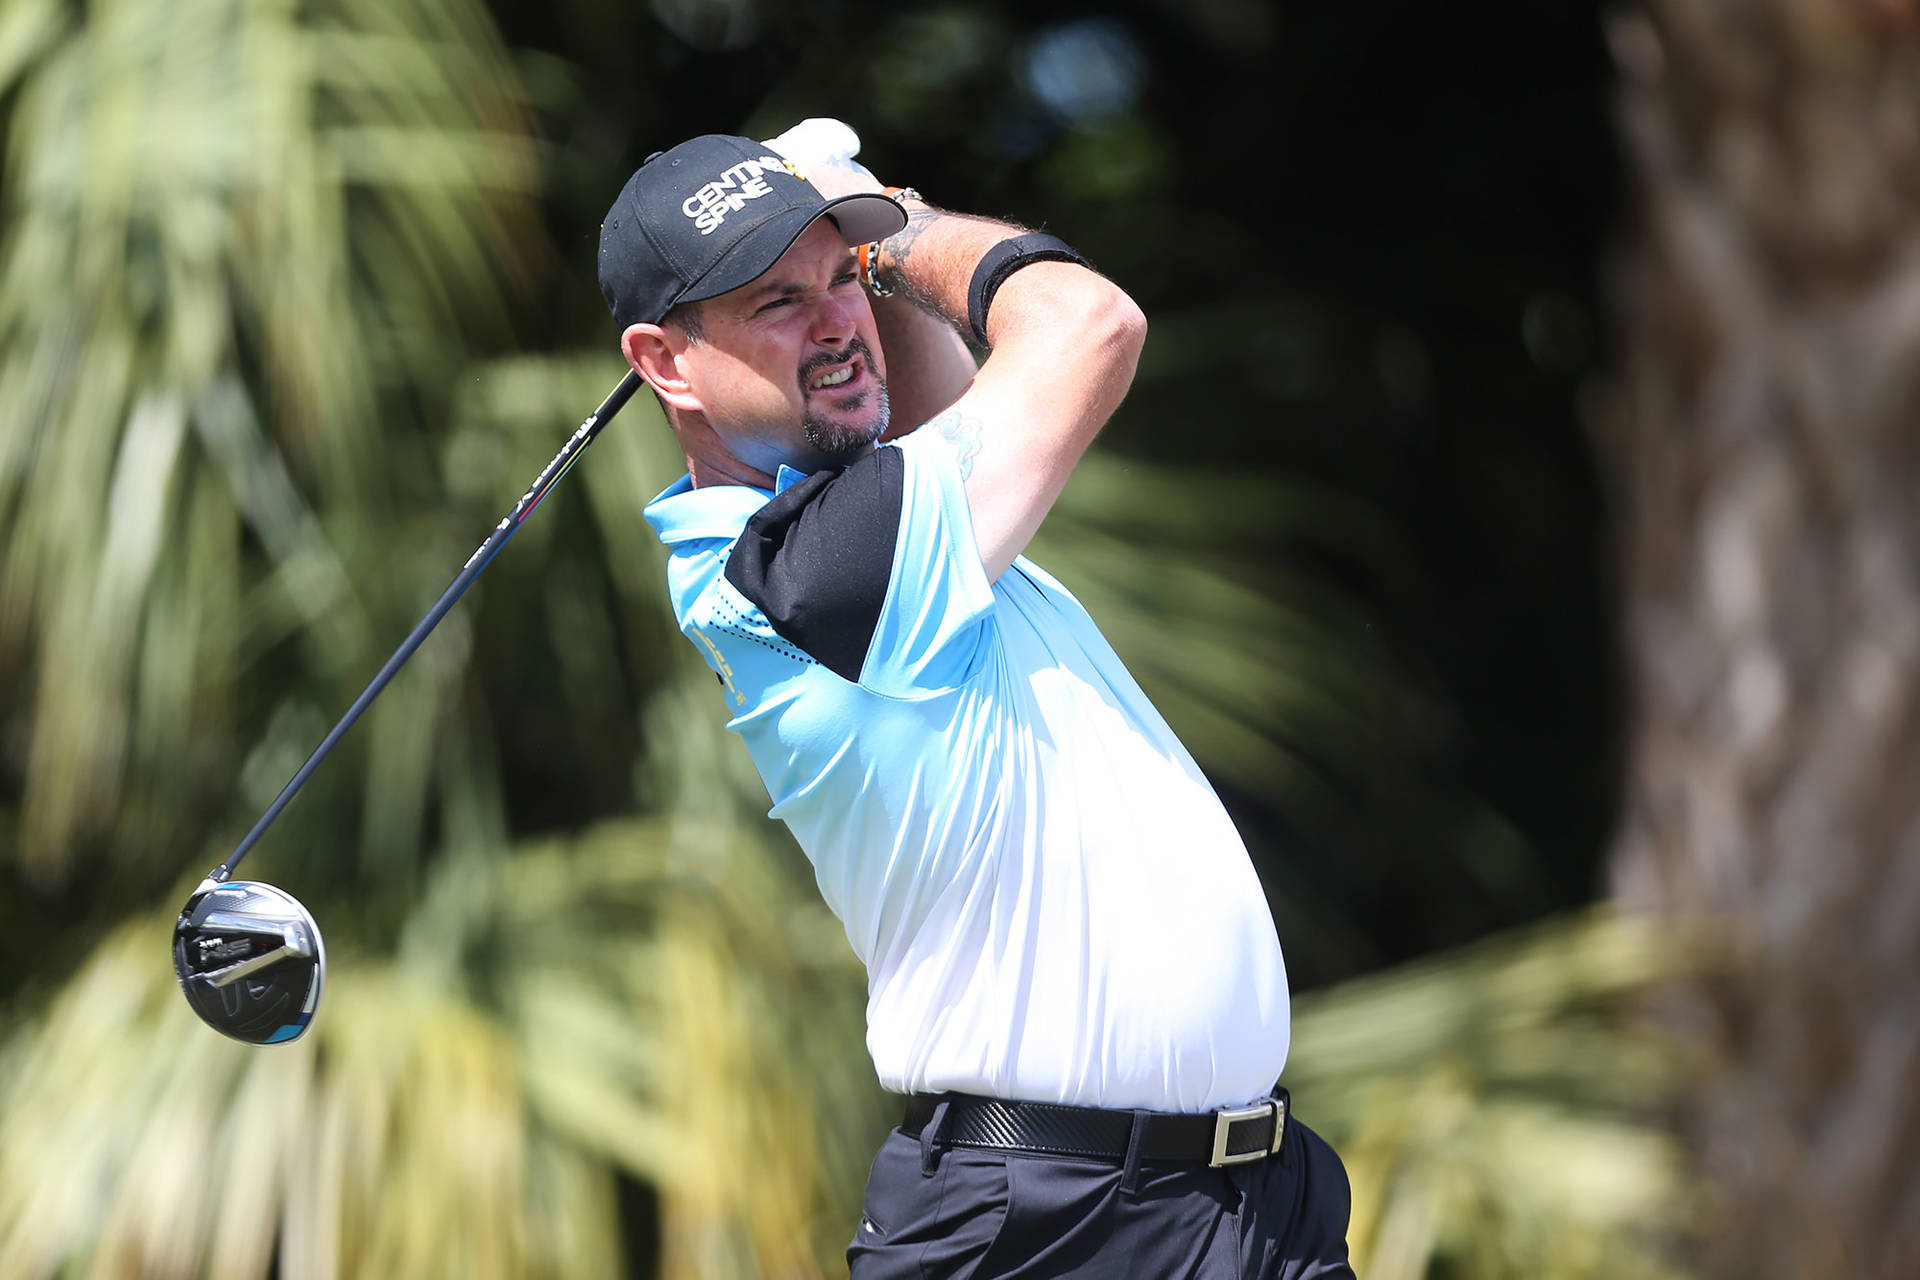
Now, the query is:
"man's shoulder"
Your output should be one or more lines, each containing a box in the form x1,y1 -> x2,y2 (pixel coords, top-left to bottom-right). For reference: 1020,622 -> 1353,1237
722,448 -> 909,683
657,437 -> 994,694
641,450 -> 912,684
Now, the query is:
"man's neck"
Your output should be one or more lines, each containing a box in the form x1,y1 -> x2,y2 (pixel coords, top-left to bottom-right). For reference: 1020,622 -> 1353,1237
686,453 -> 775,491
683,442 -> 879,491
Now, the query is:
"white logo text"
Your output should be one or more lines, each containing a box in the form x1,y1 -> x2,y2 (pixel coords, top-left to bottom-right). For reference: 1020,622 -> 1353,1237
683,156 -> 792,235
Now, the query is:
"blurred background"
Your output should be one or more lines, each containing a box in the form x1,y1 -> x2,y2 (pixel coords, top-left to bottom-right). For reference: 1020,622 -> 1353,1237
1,0 -> 1915,1276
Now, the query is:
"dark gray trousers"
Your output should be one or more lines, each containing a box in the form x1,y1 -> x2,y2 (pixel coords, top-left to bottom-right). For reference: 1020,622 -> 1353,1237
846,1111 -> 1356,1279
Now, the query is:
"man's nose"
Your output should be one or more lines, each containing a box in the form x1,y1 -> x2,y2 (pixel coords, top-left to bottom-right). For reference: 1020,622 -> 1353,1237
809,291 -> 860,345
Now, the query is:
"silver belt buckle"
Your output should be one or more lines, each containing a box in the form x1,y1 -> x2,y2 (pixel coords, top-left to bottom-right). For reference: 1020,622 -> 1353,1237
1208,1096 -> 1286,1167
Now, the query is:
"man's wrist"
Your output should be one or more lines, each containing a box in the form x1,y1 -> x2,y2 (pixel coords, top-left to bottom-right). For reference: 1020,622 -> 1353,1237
858,187 -> 921,298
865,202 -> 1052,341
871,200 -> 965,308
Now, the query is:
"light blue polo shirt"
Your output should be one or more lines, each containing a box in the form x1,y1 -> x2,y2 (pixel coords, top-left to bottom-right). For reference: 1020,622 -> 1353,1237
644,426 -> 1289,1112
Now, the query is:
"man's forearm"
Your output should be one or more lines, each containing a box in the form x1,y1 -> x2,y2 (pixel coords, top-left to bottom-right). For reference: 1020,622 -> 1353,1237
874,200 -> 1035,340
866,189 -> 1146,580
872,286 -> 976,440
869,198 -> 1041,437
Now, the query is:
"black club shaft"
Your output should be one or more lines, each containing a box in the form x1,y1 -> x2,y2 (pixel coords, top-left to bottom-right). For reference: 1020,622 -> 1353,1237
216,371 -> 643,879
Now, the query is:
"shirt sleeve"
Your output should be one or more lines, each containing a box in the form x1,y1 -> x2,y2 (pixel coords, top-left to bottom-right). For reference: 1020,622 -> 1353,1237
719,428 -> 995,696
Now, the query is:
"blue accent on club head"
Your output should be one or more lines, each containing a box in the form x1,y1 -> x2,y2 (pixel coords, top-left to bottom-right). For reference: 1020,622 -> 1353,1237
265,1021 -> 308,1044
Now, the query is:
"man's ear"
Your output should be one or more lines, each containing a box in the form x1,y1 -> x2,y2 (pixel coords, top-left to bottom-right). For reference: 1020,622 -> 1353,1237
623,323 -> 701,413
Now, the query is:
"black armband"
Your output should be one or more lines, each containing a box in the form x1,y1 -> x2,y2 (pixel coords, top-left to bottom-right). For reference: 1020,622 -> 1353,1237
966,233 -> 1091,348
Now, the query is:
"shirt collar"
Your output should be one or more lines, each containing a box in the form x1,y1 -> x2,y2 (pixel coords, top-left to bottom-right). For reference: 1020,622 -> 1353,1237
642,465 -> 817,547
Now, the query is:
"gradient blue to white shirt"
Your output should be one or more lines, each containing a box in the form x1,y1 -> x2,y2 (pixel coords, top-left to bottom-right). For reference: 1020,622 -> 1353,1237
644,427 -> 1289,1112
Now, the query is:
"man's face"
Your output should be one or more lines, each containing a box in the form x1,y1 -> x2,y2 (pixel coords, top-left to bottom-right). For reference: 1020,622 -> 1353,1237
675,219 -> 890,475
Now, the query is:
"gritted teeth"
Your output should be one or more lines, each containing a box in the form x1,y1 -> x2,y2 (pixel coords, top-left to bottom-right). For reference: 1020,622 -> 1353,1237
809,361 -> 855,390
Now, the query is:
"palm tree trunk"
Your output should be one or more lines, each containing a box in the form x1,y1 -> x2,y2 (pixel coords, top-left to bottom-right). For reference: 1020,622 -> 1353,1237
1607,3 -> 1920,1277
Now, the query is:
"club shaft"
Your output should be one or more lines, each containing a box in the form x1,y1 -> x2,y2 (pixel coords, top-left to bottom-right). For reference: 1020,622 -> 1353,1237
219,371 -> 643,877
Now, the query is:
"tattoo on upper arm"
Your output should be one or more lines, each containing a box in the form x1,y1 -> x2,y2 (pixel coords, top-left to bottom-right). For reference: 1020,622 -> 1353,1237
927,408 -> 983,479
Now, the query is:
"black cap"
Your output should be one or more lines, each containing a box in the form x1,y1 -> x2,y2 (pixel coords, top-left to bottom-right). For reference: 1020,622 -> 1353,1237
598,134 -> 907,331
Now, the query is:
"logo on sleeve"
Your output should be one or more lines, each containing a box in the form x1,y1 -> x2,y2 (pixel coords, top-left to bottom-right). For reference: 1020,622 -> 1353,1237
692,626 -> 747,707
682,156 -> 802,236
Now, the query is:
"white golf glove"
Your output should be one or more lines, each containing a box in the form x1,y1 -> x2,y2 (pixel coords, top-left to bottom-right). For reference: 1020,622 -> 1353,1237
763,117 -> 880,191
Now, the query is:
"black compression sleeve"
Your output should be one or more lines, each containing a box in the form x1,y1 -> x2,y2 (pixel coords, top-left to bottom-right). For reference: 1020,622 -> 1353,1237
966,233 -> 1091,348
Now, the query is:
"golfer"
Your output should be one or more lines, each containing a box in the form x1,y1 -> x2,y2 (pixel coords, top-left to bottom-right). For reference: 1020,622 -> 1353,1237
600,126 -> 1354,1278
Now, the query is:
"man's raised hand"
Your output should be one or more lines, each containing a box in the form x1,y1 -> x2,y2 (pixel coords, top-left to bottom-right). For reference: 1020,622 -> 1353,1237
763,118 -> 884,200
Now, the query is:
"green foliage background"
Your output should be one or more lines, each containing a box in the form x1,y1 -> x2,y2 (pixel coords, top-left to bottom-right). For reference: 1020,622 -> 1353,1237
0,1 -> 1688,1276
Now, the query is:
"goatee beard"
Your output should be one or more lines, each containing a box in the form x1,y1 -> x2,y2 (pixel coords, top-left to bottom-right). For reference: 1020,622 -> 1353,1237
799,338 -> 890,463
803,378 -> 890,461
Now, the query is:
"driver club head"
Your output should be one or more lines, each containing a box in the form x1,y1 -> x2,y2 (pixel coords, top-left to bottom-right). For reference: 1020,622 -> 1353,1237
172,875 -> 326,1045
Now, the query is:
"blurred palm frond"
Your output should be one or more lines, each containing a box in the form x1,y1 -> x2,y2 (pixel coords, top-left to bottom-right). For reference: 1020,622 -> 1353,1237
0,816 -> 880,1280
1287,907 -> 1711,1280
0,0 -> 537,890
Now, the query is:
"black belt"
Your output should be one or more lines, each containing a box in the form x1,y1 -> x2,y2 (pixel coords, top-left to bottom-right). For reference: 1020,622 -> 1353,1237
902,1089 -> 1288,1168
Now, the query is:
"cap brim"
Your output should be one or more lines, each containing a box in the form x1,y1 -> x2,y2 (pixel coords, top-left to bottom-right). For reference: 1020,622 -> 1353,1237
677,192 -> 908,307
819,191 -> 911,245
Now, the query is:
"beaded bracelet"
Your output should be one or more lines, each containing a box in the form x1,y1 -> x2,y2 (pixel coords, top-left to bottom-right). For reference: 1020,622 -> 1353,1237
859,186 -> 921,298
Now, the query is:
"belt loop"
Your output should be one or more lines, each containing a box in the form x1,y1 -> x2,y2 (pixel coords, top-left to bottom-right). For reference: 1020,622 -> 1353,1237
1274,1087 -> 1292,1167
920,1096 -> 952,1177
1118,1110 -> 1150,1200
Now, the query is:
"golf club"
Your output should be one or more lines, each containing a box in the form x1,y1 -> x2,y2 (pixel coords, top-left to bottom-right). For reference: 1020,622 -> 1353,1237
173,370 -> 644,1044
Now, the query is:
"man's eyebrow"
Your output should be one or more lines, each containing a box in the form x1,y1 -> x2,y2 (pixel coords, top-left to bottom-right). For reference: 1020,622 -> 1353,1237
741,260 -> 859,306
742,277 -> 809,304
